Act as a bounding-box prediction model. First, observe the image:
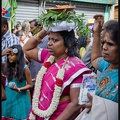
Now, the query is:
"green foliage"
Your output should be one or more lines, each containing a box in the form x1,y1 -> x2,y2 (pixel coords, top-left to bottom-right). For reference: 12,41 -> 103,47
38,9 -> 90,37
9,0 -> 18,30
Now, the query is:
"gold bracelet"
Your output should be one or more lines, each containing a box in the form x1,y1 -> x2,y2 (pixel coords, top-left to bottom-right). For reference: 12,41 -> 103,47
34,30 -> 47,42
34,33 -> 44,41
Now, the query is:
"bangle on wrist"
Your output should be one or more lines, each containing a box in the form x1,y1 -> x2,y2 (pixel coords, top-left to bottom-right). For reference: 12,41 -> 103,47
38,30 -> 47,38
34,30 -> 47,42
34,33 -> 44,42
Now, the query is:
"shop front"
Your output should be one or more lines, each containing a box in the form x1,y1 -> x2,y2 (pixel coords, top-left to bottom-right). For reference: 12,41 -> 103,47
15,0 -> 116,23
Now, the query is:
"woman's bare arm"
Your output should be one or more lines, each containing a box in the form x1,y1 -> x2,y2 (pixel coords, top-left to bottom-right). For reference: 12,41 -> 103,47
56,88 -> 81,120
11,68 -> 33,92
22,29 -> 47,62
91,14 -> 104,69
18,68 -> 33,91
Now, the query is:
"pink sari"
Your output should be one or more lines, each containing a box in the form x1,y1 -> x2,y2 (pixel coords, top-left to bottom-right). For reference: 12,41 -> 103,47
28,49 -> 91,120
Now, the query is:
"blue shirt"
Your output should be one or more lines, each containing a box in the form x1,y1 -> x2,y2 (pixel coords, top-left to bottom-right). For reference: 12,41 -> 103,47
2,30 -> 20,63
95,57 -> 118,102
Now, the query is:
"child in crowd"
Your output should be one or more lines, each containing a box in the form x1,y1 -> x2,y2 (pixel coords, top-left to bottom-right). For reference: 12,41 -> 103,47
2,45 -> 33,120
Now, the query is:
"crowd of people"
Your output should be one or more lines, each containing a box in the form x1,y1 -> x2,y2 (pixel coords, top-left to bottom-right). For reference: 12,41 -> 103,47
1,6 -> 118,120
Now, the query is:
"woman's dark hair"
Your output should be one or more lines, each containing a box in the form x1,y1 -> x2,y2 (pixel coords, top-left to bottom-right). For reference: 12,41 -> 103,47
77,35 -> 87,49
6,45 -> 26,82
29,19 -> 38,26
59,30 -> 79,57
16,24 -> 21,30
105,20 -> 118,45
16,30 -> 24,37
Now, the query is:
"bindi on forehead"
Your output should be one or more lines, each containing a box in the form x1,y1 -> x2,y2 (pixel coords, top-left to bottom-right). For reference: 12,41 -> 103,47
103,36 -> 111,43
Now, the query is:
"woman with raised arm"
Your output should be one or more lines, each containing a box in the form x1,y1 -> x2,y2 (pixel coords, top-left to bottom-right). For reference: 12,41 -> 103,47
91,15 -> 118,102
22,7 -> 92,120
75,15 -> 118,120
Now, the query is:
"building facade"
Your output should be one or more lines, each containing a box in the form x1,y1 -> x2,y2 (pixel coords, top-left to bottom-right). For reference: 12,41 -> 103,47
109,0 -> 118,20
15,0 -> 116,23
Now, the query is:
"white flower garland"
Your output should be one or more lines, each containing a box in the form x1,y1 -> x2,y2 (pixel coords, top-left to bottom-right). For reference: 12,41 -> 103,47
29,56 -> 67,119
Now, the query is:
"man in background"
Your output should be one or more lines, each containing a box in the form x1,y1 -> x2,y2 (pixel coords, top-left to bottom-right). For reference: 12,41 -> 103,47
2,17 -> 20,77
29,19 -> 41,35
2,17 -> 20,63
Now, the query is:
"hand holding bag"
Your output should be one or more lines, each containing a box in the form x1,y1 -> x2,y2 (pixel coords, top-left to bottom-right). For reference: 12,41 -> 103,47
75,95 -> 118,120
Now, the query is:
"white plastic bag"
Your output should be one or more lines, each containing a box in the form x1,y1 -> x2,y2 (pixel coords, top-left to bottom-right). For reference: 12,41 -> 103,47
79,73 -> 96,105
75,95 -> 118,120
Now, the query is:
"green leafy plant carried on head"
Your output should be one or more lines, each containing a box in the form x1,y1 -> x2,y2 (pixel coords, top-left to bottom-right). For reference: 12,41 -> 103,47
38,9 -> 90,37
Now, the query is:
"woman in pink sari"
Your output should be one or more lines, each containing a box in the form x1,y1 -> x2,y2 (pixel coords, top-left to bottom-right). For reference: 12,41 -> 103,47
23,14 -> 92,120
